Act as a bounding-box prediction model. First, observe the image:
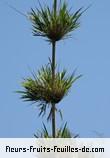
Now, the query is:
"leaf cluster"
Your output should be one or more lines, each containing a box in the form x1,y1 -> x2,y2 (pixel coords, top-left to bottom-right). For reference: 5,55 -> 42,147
29,2 -> 83,42
17,64 -> 81,119
34,123 -> 79,138
19,64 -> 81,105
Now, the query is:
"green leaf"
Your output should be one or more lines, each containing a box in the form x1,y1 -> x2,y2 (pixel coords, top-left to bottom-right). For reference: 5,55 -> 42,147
28,1 -> 83,42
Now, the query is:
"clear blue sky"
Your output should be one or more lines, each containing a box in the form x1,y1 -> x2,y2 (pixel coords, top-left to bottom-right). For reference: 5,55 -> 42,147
0,0 -> 110,138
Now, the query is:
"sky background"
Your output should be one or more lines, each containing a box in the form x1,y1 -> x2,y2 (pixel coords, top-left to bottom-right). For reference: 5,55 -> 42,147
0,0 -> 110,138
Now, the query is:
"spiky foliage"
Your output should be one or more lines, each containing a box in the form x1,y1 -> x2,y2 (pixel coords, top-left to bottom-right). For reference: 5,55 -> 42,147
34,123 -> 79,138
17,63 -> 81,119
34,123 -> 51,138
29,1 -> 83,42
56,123 -> 73,138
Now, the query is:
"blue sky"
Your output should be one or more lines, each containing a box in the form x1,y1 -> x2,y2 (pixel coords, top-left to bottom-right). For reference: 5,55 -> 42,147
0,0 -> 110,137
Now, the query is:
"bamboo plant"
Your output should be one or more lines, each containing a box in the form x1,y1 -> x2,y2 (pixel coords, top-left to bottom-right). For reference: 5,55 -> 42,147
18,0 -> 83,138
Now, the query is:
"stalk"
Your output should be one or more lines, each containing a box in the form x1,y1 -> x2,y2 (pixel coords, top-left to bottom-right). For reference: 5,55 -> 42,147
52,103 -> 56,138
51,41 -> 56,138
51,0 -> 57,138
54,0 -> 57,15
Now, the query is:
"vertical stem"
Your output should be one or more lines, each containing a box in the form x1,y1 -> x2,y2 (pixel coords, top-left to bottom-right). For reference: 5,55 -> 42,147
52,103 -> 56,138
52,0 -> 57,138
54,0 -> 57,15
52,42 -> 56,83
51,41 -> 56,138
50,0 -> 57,138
